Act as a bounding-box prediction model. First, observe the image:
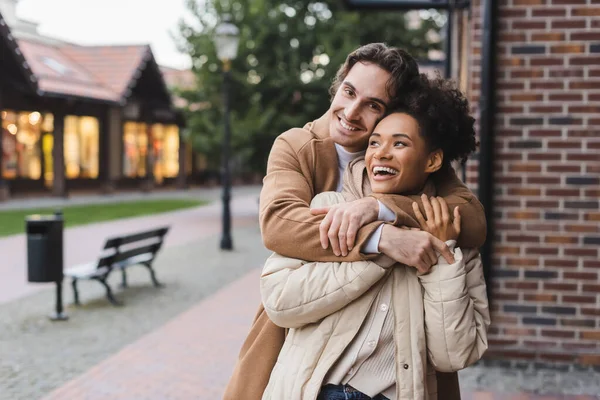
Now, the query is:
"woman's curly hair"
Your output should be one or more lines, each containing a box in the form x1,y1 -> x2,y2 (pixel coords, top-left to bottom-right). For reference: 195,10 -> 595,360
394,73 -> 477,168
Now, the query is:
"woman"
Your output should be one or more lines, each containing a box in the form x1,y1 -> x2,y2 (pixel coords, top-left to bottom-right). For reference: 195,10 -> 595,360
259,75 -> 490,400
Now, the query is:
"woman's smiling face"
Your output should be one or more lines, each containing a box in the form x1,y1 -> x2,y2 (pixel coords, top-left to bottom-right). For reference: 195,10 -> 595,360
365,112 -> 442,195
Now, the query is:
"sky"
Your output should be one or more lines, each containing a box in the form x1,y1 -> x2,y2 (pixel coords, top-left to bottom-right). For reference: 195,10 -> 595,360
16,0 -> 194,69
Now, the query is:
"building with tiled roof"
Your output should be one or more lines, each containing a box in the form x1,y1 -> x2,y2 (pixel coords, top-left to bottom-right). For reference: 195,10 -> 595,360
0,0 -> 188,198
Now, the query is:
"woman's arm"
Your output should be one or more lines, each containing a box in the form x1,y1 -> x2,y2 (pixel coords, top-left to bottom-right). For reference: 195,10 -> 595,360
372,166 -> 487,248
419,246 -> 491,372
410,195 -> 490,372
260,253 -> 393,329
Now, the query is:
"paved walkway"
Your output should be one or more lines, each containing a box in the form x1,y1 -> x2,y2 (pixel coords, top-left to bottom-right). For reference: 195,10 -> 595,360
41,266 -> 599,400
0,186 -> 598,399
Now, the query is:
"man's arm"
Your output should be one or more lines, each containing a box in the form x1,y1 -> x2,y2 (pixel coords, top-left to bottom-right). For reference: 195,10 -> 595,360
260,253 -> 393,328
372,167 -> 487,248
260,134 -> 381,262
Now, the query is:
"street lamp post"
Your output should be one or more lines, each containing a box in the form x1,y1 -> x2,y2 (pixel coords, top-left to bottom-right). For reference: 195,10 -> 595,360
214,16 -> 240,251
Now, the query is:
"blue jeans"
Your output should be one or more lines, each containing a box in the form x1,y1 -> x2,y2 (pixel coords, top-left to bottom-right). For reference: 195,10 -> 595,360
317,384 -> 390,400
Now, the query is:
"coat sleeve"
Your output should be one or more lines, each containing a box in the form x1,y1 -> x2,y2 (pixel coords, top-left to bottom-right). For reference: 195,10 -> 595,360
418,245 -> 491,372
260,252 -> 393,329
372,167 -> 487,248
259,135 -> 382,263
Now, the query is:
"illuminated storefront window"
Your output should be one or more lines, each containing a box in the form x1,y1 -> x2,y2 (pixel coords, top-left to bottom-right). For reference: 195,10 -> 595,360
123,122 -> 179,181
123,122 -> 148,178
64,116 -> 99,179
153,123 -> 179,182
1,110 -> 43,180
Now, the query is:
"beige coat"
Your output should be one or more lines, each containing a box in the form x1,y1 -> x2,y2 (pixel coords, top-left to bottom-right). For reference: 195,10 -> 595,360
260,160 -> 490,400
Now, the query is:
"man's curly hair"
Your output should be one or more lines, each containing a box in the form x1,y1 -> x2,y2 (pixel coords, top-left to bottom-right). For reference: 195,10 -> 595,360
394,73 -> 477,168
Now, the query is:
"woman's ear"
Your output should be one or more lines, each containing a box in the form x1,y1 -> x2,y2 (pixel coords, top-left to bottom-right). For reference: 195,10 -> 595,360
425,150 -> 443,173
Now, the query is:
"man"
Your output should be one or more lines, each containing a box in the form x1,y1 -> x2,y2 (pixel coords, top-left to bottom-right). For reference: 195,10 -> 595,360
223,43 -> 486,400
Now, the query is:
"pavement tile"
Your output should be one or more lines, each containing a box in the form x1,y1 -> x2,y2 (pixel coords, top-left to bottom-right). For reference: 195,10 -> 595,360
42,268 -> 262,400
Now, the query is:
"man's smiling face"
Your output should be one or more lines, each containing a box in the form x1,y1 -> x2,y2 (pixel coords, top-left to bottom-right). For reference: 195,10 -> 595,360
328,62 -> 391,153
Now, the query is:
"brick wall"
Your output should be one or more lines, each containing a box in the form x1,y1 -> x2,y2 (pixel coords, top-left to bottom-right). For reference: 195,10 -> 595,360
467,0 -> 600,367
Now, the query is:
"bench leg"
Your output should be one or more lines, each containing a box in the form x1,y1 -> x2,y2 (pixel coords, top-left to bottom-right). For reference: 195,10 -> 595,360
120,268 -> 128,288
72,278 -> 80,306
143,262 -> 164,288
97,278 -> 122,306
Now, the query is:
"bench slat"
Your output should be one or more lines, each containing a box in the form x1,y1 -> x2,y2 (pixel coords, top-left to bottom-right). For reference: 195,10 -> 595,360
104,227 -> 169,249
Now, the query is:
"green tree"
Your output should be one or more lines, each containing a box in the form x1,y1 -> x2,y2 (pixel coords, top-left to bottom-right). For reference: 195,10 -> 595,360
175,0 -> 443,175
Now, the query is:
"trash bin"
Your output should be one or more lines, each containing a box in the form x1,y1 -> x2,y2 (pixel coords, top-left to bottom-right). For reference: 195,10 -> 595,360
26,213 -> 64,283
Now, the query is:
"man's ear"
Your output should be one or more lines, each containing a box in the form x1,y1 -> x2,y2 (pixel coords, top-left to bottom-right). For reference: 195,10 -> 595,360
425,150 -> 443,173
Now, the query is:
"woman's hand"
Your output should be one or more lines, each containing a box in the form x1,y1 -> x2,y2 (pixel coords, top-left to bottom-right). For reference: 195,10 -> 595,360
412,194 -> 461,242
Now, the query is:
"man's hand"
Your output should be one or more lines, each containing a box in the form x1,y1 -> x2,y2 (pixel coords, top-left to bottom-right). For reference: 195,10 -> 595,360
311,197 -> 379,256
379,224 -> 455,274
412,194 -> 461,242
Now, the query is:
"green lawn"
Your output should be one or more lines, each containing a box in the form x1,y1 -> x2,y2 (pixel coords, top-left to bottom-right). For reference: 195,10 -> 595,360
0,199 -> 207,237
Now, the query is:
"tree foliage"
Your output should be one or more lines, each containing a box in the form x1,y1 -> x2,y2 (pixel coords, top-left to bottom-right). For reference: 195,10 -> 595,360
175,0 -> 444,174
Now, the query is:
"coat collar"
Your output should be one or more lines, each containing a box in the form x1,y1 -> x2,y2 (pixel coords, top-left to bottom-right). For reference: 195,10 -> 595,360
304,112 -> 331,139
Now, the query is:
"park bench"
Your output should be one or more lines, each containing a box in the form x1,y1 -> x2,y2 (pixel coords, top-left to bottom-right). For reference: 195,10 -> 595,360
64,227 -> 170,306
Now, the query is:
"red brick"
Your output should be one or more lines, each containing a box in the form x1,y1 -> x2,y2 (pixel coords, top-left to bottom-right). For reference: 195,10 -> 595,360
529,104 -> 562,112
582,307 -> 600,316
505,328 -> 536,336
583,259 -> 600,267
546,165 -> 580,173
548,93 -> 582,101
510,93 -> 545,102
526,247 -> 559,255
494,292 -> 520,301
509,163 -> 542,173
567,154 -> 599,162
500,32 -> 527,41
571,32 -> 600,41
506,235 -> 540,243
506,257 -> 540,267
539,353 -> 576,363
579,354 -> 600,366
507,187 -> 541,196
551,20 -> 586,29
564,272 -> 597,281
495,246 -> 522,255
544,282 -> 577,291
545,236 -> 577,244
511,70 -> 545,79
506,281 -> 539,290
507,211 -> 540,220
569,81 -> 600,89
563,295 -> 597,304
563,342 -> 599,351
546,188 -> 580,196
545,259 -> 578,268
582,284 -> 600,293
565,224 -> 598,233
512,20 -> 547,30
572,7 -> 600,16
532,8 -> 567,17
525,293 -> 557,302
528,129 -> 561,137
526,223 -> 560,232
513,0 -> 546,4
584,189 -> 600,198
551,44 -> 585,54
525,199 -> 559,207
541,329 -> 576,339
569,105 -> 600,113
564,248 -> 598,257
549,69 -> 584,78
530,58 -> 565,67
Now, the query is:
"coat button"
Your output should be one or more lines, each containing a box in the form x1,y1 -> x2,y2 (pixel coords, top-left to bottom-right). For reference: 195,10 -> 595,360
403,364 -> 409,370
